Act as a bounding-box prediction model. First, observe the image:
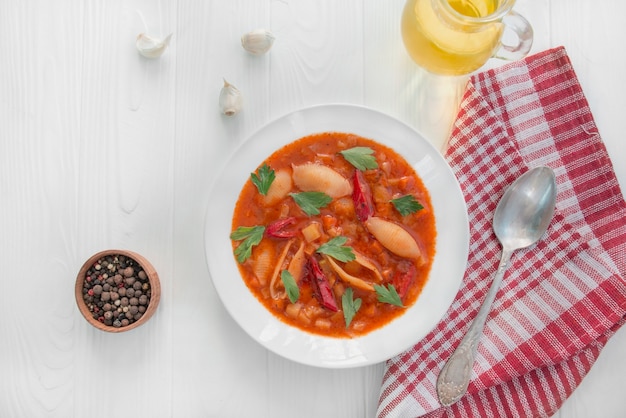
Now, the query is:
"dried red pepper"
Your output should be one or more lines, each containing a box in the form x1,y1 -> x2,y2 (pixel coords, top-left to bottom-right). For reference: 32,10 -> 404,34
265,217 -> 298,238
307,255 -> 339,312
352,170 -> 374,222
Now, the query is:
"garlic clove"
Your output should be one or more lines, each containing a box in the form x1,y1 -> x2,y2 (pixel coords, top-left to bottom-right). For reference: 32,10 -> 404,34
219,79 -> 243,117
241,29 -> 275,55
136,33 -> 173,58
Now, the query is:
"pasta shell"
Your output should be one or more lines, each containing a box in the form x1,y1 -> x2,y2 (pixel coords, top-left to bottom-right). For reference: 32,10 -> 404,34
252,242 -> 274,286
352,250 -> 384,283
364,216 -> 422,261
269,239 -> 295,299
325,256 -> 374,291
292,163 -> 352,198
287,241 -> 307,282
262,169 -> 292,206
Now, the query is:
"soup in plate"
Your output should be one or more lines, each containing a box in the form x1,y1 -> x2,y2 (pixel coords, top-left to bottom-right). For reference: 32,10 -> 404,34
230,132 -> 436,338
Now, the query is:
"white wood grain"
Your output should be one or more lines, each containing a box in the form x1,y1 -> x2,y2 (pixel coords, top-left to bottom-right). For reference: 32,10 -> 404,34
72,1 -> 177,417
1,0 -> 624,417
1,2 -> 85,416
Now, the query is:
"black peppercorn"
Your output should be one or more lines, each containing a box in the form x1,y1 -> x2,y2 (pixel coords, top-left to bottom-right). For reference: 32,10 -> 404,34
113,274 -> 123,285
82,253 -> 152,329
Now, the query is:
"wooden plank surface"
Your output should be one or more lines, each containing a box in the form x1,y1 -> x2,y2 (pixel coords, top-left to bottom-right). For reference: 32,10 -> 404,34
0,0 -> 624,416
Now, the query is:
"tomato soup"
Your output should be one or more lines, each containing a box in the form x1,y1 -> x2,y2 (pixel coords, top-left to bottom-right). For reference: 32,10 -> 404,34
230,132 -> 436,338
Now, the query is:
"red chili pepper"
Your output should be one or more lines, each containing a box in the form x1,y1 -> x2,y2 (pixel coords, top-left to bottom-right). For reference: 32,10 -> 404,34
307,255 -> 339,312
265,217 -> 298,238
393,264 -> 416,300
352,170 -> 374,222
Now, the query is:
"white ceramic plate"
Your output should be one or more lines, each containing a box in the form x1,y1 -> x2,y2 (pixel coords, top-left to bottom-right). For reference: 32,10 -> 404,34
204,104 -> 468,368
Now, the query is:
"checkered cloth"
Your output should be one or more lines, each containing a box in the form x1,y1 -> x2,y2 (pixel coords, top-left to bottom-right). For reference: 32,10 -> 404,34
377,47 -> 626,417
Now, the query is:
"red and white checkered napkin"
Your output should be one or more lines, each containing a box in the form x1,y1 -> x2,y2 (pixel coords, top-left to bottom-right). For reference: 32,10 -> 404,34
377,47 -> 626,417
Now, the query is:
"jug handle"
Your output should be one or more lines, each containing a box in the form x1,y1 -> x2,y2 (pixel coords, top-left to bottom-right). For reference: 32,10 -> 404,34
494,11 -> 534,61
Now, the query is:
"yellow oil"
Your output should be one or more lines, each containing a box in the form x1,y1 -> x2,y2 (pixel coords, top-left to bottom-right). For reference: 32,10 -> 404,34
448,0 -> 496,17
401,0 -> 503,75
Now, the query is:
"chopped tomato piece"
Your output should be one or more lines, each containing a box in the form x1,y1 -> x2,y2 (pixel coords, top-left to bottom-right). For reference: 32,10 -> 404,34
265,217 -> 298,238
393,264 -> 416,300
307,256 -> 339,311
352,170 -> 374,222
321,214 -> 337,229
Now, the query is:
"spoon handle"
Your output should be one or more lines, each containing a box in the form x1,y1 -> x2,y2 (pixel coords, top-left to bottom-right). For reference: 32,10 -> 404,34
436,248 -> 513,406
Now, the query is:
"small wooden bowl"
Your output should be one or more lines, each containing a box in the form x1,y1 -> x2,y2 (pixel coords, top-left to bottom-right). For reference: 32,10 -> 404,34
75,249 -> 161,332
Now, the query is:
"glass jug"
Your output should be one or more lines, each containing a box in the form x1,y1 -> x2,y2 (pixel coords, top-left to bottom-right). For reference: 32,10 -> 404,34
401,0 -> 533,75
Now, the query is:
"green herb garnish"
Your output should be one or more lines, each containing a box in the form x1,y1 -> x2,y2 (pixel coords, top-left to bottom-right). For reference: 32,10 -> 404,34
374,284 -> 404,307
342,288 -> 362,328
230,225 -> 265,263
340,147 -> 378,171
250,164 -> 275,195
390,195 -> 424,216
316,236 -> 355,262
290,191 -> 332,216
281,270 -> 300,303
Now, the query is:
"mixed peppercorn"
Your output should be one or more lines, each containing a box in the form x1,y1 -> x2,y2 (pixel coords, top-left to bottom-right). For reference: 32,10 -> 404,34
81,254 -> 152,328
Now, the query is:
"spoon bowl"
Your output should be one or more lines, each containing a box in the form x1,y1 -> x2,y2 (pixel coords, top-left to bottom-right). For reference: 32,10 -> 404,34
436,166 -> 557,406
494,166 -> 557,250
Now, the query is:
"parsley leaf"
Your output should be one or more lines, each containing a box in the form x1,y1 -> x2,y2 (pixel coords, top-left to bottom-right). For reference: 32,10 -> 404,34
290,191 -> 332,216
250,164 -> 275,195
342,288 -> 362,328
230,225 -> 265,263
316,236 -> 356,262
390,195 -> 424,216
339,147 -> 378,171
374,284 -> 404,307
281,270 -> 300,303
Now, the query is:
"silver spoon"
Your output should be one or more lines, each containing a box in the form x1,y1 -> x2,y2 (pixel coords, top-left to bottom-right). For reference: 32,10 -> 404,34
436,166 -> 557,407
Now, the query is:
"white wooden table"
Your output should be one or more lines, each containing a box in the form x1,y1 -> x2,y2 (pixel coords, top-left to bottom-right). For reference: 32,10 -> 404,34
1,1 -> 624,416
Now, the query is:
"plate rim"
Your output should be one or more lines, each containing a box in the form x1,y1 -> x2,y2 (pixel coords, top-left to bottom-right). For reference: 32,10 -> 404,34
204,103 -> 469,368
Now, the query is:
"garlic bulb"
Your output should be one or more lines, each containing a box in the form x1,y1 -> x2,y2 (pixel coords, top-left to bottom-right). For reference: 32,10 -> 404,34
136,33 -> 173,58
219,79 -> 242,116
241,29 -> 275,55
